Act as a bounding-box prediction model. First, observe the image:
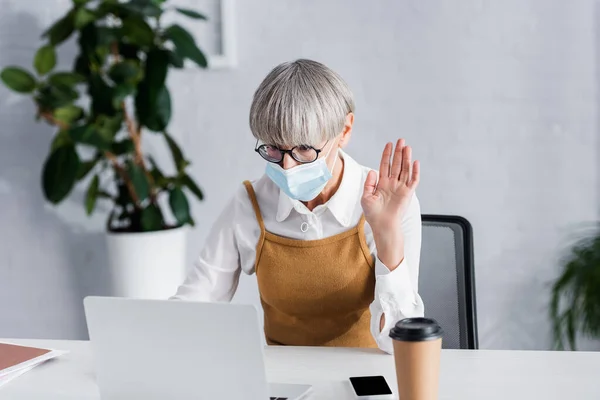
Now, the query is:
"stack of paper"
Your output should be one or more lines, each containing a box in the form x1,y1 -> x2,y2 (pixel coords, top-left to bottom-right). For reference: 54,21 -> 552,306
0,342 -> 67,388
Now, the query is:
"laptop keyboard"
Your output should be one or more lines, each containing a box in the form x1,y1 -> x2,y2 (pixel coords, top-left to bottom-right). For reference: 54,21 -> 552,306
269,398 -> 288,400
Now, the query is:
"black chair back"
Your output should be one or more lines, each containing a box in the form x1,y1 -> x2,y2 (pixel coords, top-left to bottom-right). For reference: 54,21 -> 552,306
420,215 -> 478,349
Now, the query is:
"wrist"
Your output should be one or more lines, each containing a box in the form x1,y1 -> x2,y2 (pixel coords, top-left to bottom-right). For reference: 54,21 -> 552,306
377,253 -> 404,271
373,231 -> 405,271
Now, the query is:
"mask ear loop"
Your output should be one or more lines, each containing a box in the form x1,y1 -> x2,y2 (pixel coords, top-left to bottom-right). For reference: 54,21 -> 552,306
329,149 -> 339,173
323,139 -> 340,174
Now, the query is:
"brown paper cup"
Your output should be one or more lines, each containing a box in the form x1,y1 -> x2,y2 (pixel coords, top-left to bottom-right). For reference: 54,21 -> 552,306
389,318 -> 443,400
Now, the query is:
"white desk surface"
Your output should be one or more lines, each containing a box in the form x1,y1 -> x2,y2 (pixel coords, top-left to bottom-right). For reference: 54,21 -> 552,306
0,339 -> 599,399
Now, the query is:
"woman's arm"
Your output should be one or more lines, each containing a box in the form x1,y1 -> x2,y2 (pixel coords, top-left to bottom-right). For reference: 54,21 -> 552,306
368,193 -> 424,354
171,195 -> 242,302
362,139 -> 424,354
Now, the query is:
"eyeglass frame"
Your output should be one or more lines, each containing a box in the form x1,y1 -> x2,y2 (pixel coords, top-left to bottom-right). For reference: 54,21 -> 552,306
254,139 -> 330,164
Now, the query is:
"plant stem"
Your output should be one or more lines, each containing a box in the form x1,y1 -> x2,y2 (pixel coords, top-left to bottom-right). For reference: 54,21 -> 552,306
111,42 -> 158,203
122,103 -> 142,163
40,111 -> 68,130
121,103 -> 156,194
110,42 -> 143,163
104,152 -> 140,205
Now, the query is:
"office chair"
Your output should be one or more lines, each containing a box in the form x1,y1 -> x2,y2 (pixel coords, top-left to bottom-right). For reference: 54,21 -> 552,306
419,215 -> 479,349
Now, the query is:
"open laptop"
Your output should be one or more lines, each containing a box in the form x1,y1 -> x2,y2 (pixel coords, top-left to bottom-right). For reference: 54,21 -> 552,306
83,296 -> 312,400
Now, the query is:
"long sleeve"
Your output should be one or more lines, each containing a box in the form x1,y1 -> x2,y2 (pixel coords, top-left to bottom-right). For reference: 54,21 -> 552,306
171,195 -> 242,302
368,193 -> 424,354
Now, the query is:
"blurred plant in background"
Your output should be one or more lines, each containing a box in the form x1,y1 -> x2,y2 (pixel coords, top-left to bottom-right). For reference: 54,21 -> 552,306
550,226 -> 600,350
1,0 -> 207,232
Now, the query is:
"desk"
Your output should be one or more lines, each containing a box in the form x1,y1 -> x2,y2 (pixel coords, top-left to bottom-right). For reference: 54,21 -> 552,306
0,339 -> 599,399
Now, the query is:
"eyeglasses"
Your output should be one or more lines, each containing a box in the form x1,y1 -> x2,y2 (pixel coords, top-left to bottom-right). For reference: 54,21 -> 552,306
255,140 -> 329,164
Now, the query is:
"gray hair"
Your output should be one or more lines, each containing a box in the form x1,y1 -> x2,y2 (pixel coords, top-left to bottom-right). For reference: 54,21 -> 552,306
249,59 -> 355,147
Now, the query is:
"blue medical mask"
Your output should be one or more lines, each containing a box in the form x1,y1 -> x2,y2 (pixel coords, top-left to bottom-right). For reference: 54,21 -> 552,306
266,142 -> 338,201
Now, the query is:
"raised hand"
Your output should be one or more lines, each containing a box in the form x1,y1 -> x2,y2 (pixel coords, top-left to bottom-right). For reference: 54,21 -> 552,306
361,139 -> 420,269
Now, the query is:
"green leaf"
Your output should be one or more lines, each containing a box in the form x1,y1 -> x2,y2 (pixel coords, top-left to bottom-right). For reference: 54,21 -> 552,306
76,20 -> 96,48
169,187 -> 191,225
115,182 -> 133,209
111,139 -> 135,155
149,86 -> 171,131
34,45 -> 57,76
121,17 -> 154,47
51,84 -> 79,101
73,0 -> 91,5
50,130 -> 73,152
134,82 -> 150,127
69,124 -> 111,150
118,42 -> 140,60
141,204 -> 164,231
175,7 -> 207,20
126,160 -> 150,201
0,67 -> 37,93
77,158 -> 99,180
147,156 -> 180,189
109,61 -> 143,85
124,1 -> 162,17
88,75 -> 116,116
48,71 -> 85,87
54,105 -> 83,124
136,83 -> 171,131
182,174 -> 203,200
164,24 -> 207,68
97,112 -> 124,132
163,131 -> 189,172
95,26 -> 119,47
566,310 -> 577,351
145,48 -> 169,89
74,7 -> 97,29
112,84 -> 136,109
96,113 -> 124,142
73,55 -> 91,78
95,2 -> 122,18
167,50 -> 184,68
148,156 -> 167,187
42,11 -> 75,46
135,48 -> 170,130
75,24 -> 108,68
42,144 -> 80,204
85,175 -> 100,215
36,83 -> 79,109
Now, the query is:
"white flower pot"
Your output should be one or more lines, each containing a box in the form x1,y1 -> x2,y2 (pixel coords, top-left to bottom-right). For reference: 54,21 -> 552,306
105,227 -> 187,299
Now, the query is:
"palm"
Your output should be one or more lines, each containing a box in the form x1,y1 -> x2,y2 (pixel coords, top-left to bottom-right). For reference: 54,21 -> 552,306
361,139 -> 420,229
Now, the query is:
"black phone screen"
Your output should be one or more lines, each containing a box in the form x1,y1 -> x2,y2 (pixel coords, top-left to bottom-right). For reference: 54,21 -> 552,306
349,375 -> 393,396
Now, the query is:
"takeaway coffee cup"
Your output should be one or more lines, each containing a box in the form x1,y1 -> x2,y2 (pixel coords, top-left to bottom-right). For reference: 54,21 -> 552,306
389,318 -> 443,400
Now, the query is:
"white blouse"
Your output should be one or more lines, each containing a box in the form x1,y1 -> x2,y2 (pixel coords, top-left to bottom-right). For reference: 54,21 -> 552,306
172,150 -> 424,354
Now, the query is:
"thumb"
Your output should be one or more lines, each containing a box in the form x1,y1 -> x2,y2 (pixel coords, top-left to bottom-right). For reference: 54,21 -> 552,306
363,170 -> 378,198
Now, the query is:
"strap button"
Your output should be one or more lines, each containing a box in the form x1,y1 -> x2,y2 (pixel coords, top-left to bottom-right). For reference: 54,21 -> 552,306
300,222 -> 309,232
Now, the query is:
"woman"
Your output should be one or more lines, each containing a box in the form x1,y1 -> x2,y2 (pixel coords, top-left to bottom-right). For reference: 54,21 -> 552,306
172,59 -> 424,354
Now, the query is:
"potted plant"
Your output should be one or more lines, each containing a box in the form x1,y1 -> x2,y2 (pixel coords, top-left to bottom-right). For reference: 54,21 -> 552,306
550,226 -> 600,350
0,0 -> 208,299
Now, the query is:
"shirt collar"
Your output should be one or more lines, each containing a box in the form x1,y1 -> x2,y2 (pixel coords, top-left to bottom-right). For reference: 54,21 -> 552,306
275,150 -> 362,227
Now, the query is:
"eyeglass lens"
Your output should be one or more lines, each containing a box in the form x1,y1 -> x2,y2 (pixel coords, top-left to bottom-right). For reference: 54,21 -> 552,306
258,145 -> 318,163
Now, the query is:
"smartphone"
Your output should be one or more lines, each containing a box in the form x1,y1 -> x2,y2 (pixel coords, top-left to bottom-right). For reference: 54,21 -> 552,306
349,375 -> 395,399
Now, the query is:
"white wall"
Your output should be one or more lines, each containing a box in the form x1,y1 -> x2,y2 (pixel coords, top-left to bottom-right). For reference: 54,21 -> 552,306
0,0 -> 598,350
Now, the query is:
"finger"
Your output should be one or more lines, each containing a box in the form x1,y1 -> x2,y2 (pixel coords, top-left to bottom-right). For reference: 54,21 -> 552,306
363,170 -> 378,197
399,145 -> 412,183
378,142 -> 392,180
408,160 -> 420,189
390,139 -> 405,178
